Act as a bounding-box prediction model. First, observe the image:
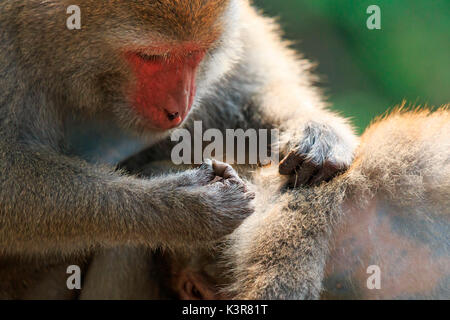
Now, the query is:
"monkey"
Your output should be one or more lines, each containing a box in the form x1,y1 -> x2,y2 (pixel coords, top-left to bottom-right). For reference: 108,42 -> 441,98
0,0 -> 357,298
120,107 -> 449,300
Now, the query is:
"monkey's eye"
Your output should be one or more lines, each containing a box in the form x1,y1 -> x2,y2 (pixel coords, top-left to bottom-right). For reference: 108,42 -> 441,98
136,52 -> 165,62
183,280 -> 203,300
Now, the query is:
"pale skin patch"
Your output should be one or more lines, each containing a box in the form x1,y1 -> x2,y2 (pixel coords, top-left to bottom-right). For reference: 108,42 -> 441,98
322,198 -> 450,299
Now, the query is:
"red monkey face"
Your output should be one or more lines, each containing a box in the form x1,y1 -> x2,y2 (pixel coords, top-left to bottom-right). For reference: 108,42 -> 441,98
125,47 -> 206,130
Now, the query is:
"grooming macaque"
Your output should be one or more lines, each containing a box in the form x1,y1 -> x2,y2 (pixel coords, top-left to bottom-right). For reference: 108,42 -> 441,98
133,109 -> 449,300
0,0 -> 356,298
0,0 -> 447,301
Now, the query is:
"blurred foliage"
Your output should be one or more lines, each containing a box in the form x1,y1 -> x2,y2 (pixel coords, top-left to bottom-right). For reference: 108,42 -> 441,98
253,0 -> 450,133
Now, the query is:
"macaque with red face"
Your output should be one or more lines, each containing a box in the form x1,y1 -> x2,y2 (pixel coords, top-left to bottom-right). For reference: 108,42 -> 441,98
0,0 -> 357,298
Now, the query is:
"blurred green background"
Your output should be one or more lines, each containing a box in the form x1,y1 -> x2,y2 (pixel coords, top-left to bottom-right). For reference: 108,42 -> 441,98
253,0 -> 450,133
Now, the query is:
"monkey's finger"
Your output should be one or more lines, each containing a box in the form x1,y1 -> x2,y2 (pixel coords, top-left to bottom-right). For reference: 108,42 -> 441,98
210,176 -> 224,184
200,159 -> 213,169
222,177 -> 253,193
309,162 -> 345,186
212,160 -> 240,180
246,190 -> 256,201
279,151 -> 305,175
295,160 -> 320,186
197,160 -> 217,183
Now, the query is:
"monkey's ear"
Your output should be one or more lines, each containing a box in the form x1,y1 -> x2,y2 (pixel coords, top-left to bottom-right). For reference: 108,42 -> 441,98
175,271 -> 219,300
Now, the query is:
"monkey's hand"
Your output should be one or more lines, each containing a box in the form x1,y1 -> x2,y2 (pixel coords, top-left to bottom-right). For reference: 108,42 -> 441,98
279,121 -> 357,186
173,159 -> 255,243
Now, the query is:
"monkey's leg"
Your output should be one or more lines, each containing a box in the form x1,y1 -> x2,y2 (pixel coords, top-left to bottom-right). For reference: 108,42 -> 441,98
0,247 -> 169,300
0,253 -> 90,300
79,247 -> 173,300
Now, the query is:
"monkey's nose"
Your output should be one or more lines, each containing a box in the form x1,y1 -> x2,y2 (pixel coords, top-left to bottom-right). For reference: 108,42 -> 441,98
166,111 -> 183,126
166,111 -> 180,121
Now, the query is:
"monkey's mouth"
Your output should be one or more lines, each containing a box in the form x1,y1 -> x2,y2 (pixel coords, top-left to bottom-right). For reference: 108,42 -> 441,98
125,50 -> 205,130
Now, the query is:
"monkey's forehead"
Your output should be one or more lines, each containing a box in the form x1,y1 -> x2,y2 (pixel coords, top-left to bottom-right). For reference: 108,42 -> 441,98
80,0 -> 230,44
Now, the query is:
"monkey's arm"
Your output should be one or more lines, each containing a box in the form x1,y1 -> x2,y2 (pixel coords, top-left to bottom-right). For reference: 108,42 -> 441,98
228,3 -> 358,183
0,141 -> 254,255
